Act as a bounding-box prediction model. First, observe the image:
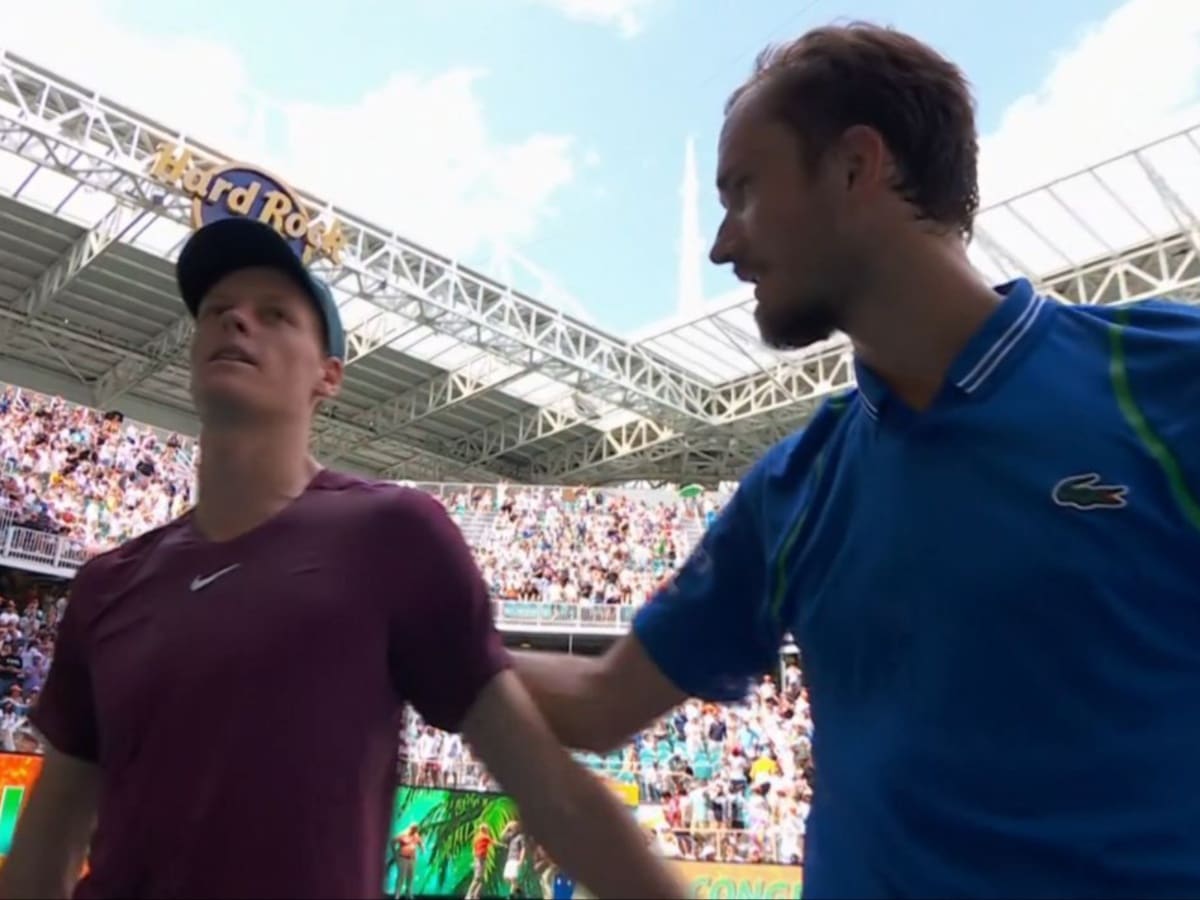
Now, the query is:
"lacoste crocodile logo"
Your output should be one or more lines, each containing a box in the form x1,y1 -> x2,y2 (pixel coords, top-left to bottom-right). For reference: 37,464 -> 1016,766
1052,473 -> 1128,511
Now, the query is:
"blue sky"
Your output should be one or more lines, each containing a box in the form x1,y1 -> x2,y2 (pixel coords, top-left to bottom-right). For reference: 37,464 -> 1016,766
9,0 -> 1196,334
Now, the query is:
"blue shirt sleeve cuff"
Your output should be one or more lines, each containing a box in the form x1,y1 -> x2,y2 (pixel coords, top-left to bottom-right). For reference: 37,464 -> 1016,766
633,598 -> 753,703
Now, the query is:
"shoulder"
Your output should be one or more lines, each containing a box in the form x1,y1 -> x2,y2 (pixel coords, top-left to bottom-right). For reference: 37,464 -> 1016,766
1055,297 -> 1200,346
307,469 -> 451,529
58,516 -> 189,634
312,470 -> 468,563
1056,298 -> 1200,396
1109,298 -> 1200,353
69,516 -> 188,599
744,389 -> 860,495
1059,296 -> 1200,325
699,390 -> 858,547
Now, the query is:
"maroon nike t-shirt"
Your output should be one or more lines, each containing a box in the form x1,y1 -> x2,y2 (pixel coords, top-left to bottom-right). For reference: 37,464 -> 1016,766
30,470 -> 509,899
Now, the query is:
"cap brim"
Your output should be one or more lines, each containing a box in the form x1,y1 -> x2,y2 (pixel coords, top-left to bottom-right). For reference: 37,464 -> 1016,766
176,217 -> 310,316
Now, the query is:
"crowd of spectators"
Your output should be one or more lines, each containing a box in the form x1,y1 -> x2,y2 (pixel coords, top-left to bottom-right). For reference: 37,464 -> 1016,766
0,572 -> 62,755
464,485 -> 710,611
399,665 -> 813,865
0,385 -> 808,864
0,386 -> 194,555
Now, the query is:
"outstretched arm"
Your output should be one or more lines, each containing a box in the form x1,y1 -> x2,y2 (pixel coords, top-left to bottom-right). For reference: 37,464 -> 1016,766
462,671 -> 684,899
516,465 -> 779,753
512,634 -> 685,753
381,490 -> 683,896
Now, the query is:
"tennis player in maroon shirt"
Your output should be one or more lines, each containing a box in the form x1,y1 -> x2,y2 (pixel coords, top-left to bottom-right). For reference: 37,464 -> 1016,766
0,218 -> 683,900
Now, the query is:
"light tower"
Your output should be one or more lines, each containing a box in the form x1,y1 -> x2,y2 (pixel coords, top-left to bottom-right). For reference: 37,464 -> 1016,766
676,135 -> 705,315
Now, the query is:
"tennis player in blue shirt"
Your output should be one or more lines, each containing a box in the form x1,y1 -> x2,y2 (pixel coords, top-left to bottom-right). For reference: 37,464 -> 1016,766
517,22 -> 1200,899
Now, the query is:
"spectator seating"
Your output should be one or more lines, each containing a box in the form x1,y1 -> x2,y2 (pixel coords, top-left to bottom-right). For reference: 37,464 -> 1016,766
1,385 -> 812,863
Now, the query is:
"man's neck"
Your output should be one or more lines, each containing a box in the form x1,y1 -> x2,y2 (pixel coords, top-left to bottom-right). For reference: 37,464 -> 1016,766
847,235 -> 1002,411
193,423 -> 321,542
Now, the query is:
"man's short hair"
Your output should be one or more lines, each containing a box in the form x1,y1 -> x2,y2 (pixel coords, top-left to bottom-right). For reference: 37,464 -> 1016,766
727,22 -> 980,240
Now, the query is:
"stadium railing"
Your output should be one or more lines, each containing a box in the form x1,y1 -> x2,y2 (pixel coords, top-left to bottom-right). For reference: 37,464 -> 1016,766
658,826 -> 802,865
490,600 -> 637,632
0,519 -> 643,630
0,513 -> 88,577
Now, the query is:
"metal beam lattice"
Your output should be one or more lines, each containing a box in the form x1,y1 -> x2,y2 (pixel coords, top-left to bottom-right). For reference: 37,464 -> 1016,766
0,200 -> 145,346
0,51 -> 713,431
315,352 -> 525,463
442,403 -> 601,469
523,126 -> 1200,482
4,49 -> 1200,486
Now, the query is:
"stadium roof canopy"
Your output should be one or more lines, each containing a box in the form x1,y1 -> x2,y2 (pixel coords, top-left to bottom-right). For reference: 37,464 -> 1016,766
1,50 -> 1199,486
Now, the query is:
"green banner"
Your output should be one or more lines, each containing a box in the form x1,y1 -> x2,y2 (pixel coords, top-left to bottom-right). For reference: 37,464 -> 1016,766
383,785 -> 581,898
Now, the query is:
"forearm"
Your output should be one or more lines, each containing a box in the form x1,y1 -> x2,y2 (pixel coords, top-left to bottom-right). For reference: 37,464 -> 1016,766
0,851 -> 83,900
511,651 -> 611,751
0,749 -> 99,900
0,815 -> 88,900
520,759 -> 683,899
463,671 -> 686,896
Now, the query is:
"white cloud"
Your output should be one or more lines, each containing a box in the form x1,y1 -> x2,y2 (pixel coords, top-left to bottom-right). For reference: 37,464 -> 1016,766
2,0 -> 579,261
968,0 -> 1200,286
980,0 -> 1200,205
281,70 -> 576,258
527,0 -> 660,38
697,0 -> 1200,306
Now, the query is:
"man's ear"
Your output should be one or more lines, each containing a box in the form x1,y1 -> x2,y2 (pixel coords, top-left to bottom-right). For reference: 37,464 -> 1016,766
315,356 -> 344,402
834,124 -> 890,197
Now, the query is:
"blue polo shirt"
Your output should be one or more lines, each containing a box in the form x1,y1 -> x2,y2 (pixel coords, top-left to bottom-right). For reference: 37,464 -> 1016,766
634,279 -> 1200,898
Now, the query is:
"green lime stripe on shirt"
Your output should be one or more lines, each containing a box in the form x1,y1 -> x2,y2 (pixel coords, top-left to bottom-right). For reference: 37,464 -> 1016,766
1108,308 -> 1200,534
769,476 -> 813,625
768,392 -> 853,625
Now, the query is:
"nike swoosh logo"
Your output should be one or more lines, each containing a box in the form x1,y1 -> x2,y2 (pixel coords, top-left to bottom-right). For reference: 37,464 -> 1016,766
1052,473 -> 1128,510
190,563 -> 241,591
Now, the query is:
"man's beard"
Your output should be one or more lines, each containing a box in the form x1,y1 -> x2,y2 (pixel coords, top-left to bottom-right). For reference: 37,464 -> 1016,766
755,297 -> 840,351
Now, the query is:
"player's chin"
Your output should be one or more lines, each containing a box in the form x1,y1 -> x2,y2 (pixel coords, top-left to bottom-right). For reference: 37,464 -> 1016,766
752,299 -> 790,347
192,380 -> 270,416
755,302 -> 834,351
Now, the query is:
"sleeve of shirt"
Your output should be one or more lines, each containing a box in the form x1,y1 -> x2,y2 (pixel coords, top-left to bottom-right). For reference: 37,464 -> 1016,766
28,562 -> 102,763
383,490 -> 511,732
1116,299 -> 1200,532
632,458 -> 777,703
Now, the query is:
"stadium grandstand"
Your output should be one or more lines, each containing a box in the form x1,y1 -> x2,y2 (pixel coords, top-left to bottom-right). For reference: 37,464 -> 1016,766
1,47 -> 1200,870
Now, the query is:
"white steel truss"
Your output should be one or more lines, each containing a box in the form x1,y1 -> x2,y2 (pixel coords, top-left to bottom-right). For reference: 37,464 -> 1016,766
443,402 -> 608,469
0,285 -> 501,480
313,412 -> 514,483
521,125 -> 1200,483
314,351 -> 527,464
90,269 -> 387,408
528,398 -> 808,484
0,53 -> 712,433
2,49 -> 1200,486
92,316 -> 194,407
395,329 -> 854,475
0,200 -> 148,347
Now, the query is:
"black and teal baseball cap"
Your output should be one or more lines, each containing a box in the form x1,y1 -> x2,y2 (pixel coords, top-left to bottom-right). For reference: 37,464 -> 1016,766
176,217 -> 346,361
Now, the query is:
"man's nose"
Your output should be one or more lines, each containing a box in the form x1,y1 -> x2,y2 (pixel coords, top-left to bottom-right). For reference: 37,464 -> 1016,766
218,306 -> 250,334
709,218 -> 737,266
